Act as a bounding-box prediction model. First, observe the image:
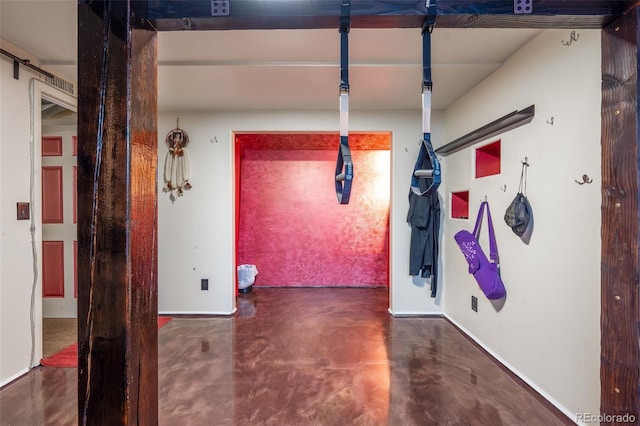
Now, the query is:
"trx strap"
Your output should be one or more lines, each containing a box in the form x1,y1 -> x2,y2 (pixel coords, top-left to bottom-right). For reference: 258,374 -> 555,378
410,0 -> 441,196
335,0 -> 353,204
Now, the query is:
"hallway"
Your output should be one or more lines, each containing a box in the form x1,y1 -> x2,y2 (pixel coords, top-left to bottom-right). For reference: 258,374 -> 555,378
0,288 -> 572,425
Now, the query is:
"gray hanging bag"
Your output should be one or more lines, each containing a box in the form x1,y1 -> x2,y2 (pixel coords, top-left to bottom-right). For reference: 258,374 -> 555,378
504,161 -> 532,237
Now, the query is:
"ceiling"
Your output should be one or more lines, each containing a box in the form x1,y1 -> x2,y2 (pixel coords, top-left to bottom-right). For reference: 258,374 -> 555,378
0,0 -> 542,112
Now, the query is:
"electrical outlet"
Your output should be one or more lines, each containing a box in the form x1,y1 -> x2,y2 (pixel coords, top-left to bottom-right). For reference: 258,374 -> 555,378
471,296 -> 478,312
201,278 -> 209,291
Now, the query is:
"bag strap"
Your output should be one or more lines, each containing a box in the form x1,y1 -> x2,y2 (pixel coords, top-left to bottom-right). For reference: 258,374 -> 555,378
472,200 -> 485,237
518,162 -> 526,194
485,202 -> 500,265
472,201 -> 500,265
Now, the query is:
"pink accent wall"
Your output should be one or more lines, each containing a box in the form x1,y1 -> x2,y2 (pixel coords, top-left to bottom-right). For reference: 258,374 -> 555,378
236,133 -> 390,287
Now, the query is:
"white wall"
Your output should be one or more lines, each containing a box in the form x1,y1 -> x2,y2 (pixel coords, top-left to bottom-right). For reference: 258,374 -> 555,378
0,39 -> 76,386
441,30 -> 601,420
1,41 -> 41,386
157,109 -> 445,315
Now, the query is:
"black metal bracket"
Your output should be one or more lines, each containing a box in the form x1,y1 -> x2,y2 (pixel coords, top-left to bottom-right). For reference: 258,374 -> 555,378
0,48 -> 54,81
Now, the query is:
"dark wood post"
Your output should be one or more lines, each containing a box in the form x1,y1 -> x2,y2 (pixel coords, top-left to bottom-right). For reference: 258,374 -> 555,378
77,1 -> 158,424
601,8 -> 640,422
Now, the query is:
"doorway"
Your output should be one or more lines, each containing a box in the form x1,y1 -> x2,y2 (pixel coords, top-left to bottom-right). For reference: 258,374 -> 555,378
40,96 -> 78,358
235,132 -> 391,288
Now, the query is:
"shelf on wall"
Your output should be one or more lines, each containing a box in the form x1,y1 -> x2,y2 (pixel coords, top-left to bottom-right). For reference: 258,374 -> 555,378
436,105 -> 535,156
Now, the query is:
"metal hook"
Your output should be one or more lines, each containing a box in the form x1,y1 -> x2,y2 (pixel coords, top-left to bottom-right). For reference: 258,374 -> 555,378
562,31 -> 580,46
522,157 -> 530,167
500,185 -> 507,192
210,137 -> 218,144
575,174 -> 593,185
546,117 -> 554,125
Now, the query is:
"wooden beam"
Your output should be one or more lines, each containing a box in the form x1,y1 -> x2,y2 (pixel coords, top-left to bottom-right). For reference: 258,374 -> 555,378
77,1 -> 158,424
146,0 -> 637,31
600,8 -> 640,421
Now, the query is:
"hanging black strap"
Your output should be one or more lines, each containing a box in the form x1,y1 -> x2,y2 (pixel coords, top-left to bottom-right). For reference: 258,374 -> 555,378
410,0 -> 441,196
339,0 -> 350,93
335,0 -> 353,204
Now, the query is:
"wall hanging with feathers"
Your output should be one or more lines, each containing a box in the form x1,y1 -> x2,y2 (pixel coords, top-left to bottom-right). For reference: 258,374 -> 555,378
163,118 -> 192,201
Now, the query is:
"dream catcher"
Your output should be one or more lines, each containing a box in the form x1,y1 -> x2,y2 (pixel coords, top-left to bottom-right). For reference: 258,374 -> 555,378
163,118 -> 192,201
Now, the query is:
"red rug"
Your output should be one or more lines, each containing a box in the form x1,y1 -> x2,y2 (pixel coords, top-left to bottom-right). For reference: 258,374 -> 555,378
41,316 -> 172,368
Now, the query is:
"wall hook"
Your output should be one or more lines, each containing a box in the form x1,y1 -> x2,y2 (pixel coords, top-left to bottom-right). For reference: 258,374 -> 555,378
575,174 -> 593,185
500,184 -> 507,192
546,117 -> 554,125
210,137 -> 218,143
562,30 -> 580,46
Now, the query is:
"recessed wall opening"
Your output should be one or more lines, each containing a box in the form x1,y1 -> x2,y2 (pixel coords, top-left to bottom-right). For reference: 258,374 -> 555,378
451,191 -> 470,219
235,132 -> 391,290
475,140 -> 501,178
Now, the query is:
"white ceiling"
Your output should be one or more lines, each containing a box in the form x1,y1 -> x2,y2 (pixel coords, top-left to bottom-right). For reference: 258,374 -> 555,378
0,0 -> 542,111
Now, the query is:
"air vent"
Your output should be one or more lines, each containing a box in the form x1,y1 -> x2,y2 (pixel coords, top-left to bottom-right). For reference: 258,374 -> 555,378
44,74 -> 74,96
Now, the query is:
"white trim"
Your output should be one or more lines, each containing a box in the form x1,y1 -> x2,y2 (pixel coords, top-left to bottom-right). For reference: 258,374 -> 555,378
444,314 -> 579,425
159,309 -> 237,316
0,368 -> 29,389
388,308 -> 443,317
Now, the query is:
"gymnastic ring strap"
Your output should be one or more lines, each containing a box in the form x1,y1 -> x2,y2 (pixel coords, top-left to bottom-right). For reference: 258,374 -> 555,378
411,1 -> 441,196
335,0 -> 353,204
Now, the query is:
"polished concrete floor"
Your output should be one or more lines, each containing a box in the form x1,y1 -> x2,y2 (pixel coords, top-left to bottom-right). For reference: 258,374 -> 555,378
1,288 -> 572,425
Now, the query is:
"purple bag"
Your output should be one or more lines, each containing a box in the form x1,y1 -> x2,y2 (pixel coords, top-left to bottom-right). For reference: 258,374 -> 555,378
454,201 -> 506,300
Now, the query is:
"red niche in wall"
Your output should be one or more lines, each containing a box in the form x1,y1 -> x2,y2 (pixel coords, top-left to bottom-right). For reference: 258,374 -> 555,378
236,133 -> 390,288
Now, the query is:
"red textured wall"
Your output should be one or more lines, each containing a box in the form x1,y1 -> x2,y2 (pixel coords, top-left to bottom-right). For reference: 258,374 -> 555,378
236,133 -> 390,287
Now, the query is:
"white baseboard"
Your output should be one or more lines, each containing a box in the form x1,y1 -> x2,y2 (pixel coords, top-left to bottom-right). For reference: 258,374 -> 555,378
388,308 -> 443,317
159,309 -> 236,316
1,368 -> 29,389
444,314 -> 579,425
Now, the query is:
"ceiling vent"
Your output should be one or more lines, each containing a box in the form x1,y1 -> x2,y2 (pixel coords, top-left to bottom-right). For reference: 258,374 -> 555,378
44,74 -> 74,96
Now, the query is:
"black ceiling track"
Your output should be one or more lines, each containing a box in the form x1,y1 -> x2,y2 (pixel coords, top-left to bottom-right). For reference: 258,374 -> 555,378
134,0 -> 638,31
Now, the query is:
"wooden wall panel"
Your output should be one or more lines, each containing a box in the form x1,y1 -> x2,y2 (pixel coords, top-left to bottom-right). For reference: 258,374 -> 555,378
73,166 -> 77,224
74,240 -> 78,299
42,241 -> 65,297
600,9 -> 640,420
78,2 -> 159,423
42,136 -> 62,156
42,166 -> 64,223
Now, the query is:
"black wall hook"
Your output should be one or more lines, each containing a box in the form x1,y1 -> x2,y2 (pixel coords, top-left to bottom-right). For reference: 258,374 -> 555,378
575,174 -> 593,185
